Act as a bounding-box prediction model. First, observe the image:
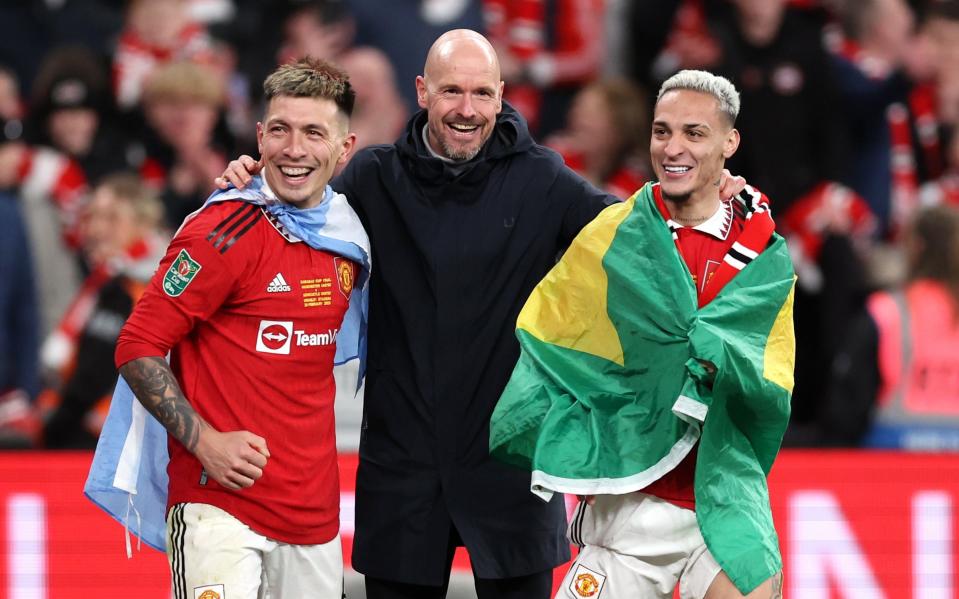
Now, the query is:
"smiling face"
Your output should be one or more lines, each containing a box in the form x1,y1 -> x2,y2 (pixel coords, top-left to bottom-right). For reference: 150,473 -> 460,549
416,35 -> 503,161
650,89 -> 739,205
257,95 -> 355,209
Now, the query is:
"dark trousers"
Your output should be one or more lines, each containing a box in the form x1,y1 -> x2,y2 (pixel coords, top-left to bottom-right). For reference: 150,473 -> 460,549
364,527 -> 554,599
365,570 -> 553,599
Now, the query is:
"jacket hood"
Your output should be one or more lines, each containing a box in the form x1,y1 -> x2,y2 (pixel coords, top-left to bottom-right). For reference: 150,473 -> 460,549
395,102 -> 535,190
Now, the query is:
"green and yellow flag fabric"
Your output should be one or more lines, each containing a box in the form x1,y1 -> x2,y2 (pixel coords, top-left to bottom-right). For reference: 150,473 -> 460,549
489,182 -> 795,594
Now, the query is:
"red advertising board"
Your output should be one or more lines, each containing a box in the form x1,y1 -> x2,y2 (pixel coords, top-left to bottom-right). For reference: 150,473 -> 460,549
1,450 -> 958,598
769,451 -> 959,598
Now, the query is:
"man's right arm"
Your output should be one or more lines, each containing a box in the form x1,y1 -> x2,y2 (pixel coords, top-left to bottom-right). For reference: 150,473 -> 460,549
116,205 -> 271,489
120,356 -> 269,490
120,356 -> 206,454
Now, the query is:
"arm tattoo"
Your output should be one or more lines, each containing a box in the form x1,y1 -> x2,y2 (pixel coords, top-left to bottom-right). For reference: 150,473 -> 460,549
120,357 -> 207,452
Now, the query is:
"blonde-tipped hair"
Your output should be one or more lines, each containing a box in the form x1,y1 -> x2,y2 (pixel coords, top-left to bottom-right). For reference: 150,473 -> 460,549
657,70 -> 740,127
263,56 -> 355,117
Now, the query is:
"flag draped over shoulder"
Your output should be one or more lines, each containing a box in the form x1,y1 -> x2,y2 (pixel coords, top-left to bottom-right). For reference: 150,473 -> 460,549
83,177 -> 371,552
489,182 -> 795,594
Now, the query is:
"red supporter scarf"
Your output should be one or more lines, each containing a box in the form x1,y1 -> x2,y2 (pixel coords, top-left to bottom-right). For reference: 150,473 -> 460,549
653,184 -> 776,307
44,238 -> 156,374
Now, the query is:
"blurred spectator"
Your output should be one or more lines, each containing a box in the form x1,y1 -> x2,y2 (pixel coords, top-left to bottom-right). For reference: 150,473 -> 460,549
0,0 -> 123,92
0,190 -> 41,449
627,0 -> 722,89
829,0 -> 938,236
915,2 -> 959,207
206,38 -> 259,153
113,0 -> 216,109
0,66 -> 25,136
39,173 -> 168,449
348,0 -> 487,114
337,48 -> 408,150
277,0 -> 357,65
921,121 -> 959,205
0,65 -> 86,338
0,65 -> 86,240
713,0 -> 847,214
923,0 -> 959,123
704,0 -> 858,436
485,0 -> 604,135
28,46 -> 135,185
205,1 -> 294,117
823,204 -> 959,450
777,181 -> 876,442
275,1 -> 408,151
140,61 -> 230,229
545,78 -> 650,198
780,182 -> 878,291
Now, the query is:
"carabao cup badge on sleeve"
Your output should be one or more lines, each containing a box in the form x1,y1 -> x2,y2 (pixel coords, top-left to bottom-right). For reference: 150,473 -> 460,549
163,249 -> 202,297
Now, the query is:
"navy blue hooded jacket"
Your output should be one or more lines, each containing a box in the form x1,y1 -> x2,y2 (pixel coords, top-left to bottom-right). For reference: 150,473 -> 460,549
333,104 -> 616,583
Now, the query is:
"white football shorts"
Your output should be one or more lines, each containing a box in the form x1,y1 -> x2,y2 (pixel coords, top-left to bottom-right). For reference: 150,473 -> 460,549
557,492 -> 721,599
166,502 -> 343,599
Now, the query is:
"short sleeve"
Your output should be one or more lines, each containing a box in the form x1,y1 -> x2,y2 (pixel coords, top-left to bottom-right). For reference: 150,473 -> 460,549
115,202 -> 259,366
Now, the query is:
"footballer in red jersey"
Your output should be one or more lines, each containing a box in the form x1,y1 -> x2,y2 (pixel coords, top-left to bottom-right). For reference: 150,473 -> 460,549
559,71 -> 785,599
115,58 -> 362,599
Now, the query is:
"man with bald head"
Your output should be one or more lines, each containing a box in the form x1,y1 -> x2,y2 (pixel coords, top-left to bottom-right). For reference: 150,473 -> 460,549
415,29 -> 504,161
338,29 -> 614,598
320,30 -> 614,598
222,28 -> 615,597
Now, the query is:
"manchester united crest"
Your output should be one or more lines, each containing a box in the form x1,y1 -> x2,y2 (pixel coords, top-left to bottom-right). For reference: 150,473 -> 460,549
334,257 -> 355,300
193,585 -> 224,599
569,564 -> 606,597
575,573 -> 599,597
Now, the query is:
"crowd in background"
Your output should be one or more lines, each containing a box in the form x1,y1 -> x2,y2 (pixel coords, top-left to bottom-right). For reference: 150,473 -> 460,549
1,0 -> 958,451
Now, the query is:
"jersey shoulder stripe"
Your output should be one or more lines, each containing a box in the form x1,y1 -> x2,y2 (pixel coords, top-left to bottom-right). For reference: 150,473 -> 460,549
218,208 -> 262,254
205,203 -> 251,243
203,204 -> 262,254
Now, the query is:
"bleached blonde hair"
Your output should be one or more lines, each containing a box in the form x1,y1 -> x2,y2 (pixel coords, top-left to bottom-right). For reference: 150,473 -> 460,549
657,70 -> 740,127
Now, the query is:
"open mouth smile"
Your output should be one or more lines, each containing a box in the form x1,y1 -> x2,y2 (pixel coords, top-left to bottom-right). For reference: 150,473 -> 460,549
278,166 -> 315,183
663,165 -> 692,175
446,122 -> 481,138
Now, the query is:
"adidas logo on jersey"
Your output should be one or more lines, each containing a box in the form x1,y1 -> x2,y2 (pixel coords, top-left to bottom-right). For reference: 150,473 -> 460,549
267,273 -> 291,293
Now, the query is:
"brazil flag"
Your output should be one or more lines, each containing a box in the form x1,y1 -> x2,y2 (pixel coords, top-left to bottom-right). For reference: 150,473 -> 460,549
489,182 -> 795,594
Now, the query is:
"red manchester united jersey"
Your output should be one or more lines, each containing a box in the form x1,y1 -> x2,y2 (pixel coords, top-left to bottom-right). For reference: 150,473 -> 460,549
116,201 -> 356,544
641,191 -> 747,511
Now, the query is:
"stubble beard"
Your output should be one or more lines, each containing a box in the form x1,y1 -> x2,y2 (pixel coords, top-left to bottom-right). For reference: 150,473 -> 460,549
442,139 -> 482,161
431,121 -> 487,162
661,190 -> 692,204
